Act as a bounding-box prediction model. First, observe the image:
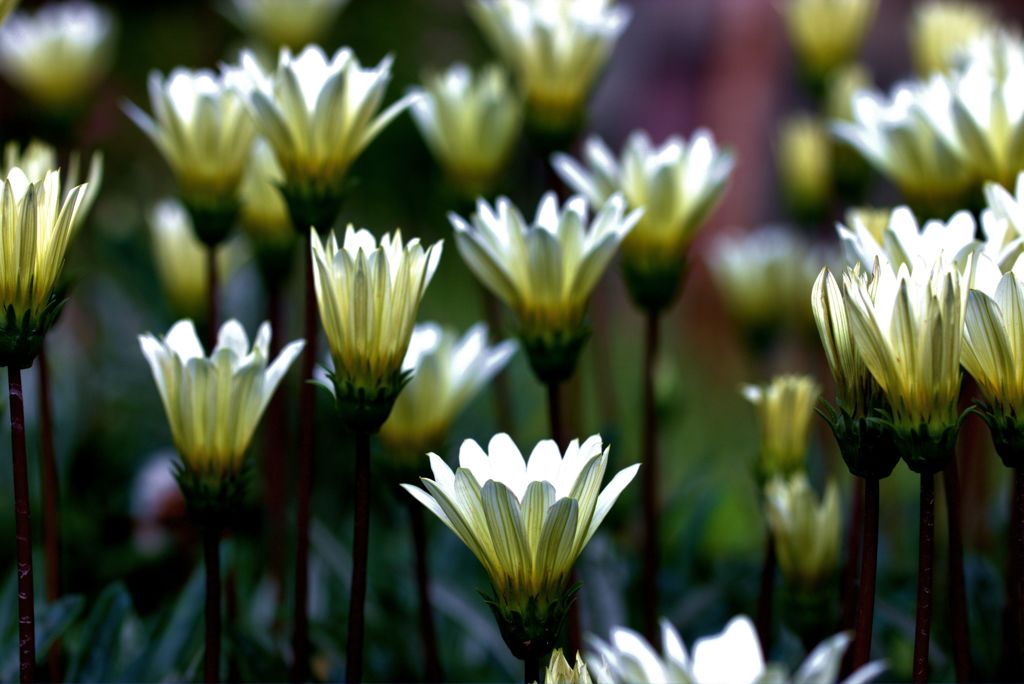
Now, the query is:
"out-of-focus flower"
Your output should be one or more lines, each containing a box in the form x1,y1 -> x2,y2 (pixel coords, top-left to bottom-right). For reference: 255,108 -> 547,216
544,649 -> 592,684
221,0 -> 348,49
138,319 -> 304,513
409,63 -> 522,199
837,205 -> 977,272
0,1 -> 115,111
469,0 -> 630,137
311,226 -> 442,431
909,1 -> 995,76
402,433 -> 638,659
553,130 -> 734,310
843,207 -> 890,245
0,0 -> 18,25
782,0 -> 876,84
0,166 -> 87,368
833,80 -> 973,218
130,452 -> 187,556
742,374 -> 821,481
125,68 -> 255,237
981,173 -> 1024,271
450,193 -> 639,382
590,615 -> 881,684
379,322 -> 517,457
765,473 -> 840,588
825,63 -> 871,123
706,225 -> 827,336
225,45 -> 415,229
2,139 -> 103,219
239,138 -> 296,284
844,261 -> 969,471
148,199 -> 246,319
777,114 -> 832,222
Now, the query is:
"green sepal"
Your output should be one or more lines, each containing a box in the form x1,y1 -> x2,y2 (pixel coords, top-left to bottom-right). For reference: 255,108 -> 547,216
318,366 -> 412,434
525,106 -> 584,156
0,295 -> 66,369
184,196 -> 239,248
279,177 -> 356,236
817,399 -> 900,479
973,402 -> 1024,468
480,580 -> 581,663
253,238 -> 298,289
173,458 -> 250,530
885,409 -> 969,475
621,258 -> 688,314
780,574 -> 839,651
520,325 -> 590,385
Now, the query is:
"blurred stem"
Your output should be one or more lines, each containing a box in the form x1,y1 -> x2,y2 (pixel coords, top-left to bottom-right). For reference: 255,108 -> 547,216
913,472 -> 935,684
203,526 -> 221,684
264,283 -> 286,600
547,381 -> 581,654
641,310 -> 661,648
944,459 -> 970,683
206,246 -> 218,351
291,241 -> 317,683
346,430 -> 372,684
524,653 -> 540,684
1014,468 -> 1024,677
8,366 -> 36,684
756,530 -> 776,655
408,500 -> 443,682
852,477 -> 879,669
480,288 -> 514,434
38,345 -> 62,682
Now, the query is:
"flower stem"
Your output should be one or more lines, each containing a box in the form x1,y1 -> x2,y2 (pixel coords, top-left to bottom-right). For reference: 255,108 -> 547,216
38,346 -> 62,681
291,241 -> 318,683
480,288 -> 514,434
943,459 -> 970,683
346,430 -> 372,683
852,477 -> 879,669
264,284 -> 286,599
913,471 -> 935,683
408,500 -> 443,682
524,652 -> 540,684
203,525 -> 221,684
206,246 -> 218,350
1014,467 -> 1024,677
841,476 -> 864,631
641,310 -> 661,648
546,380 -> 581,654
756,530 -> 776,655
8,366 -> 35,684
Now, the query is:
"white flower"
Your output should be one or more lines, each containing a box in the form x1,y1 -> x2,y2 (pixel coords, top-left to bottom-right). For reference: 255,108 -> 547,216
837,205 -> 978,272
980,171 -> 1024,270
138,319 -> 305,476
909,1 -> 995,76
221,0 -> 348,49
2,139 -> 103,221
0,0 -> 115,109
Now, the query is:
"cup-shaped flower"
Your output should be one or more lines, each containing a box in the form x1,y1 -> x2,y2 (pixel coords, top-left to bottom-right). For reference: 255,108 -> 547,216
402,433 -> 638,660
589,615 -> 881,684
469,0 -> 629,138
980,172 -> 1024,272
0,1 -> 115,111
909,1 -> 995,76
2,139 -> 103,221
125,68 -> 255,238
138,319 -> 304,518
544,649 -> 592,684
409,62 -> 523,199
962,254 -> 1024,466
239,138 -> 296,284
837,205 -> 978,272
742,374 -> 820,482
379,322 -> 516,458
0,166 -> 87,368
553,130 -> 734,311
782,0 -> 876,85
451,193 -> 639,383
225,45 -> 416,230
311,225 -> 442,431
765,473 -> 840,590
221,0 -> 348,49
777,114 -> 832,223
843,260 -> 969,471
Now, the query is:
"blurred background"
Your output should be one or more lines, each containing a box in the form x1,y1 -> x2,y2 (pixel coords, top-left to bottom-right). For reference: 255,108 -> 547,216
1,0 -> 1023,681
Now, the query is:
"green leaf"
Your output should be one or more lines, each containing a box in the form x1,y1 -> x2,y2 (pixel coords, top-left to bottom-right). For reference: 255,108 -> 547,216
66,583 -> 133,683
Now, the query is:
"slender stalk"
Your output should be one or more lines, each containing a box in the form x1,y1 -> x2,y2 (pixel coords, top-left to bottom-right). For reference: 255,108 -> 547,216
346,430 -> 372,683
480,289 -> 514,434
841,477 -> 864,631
203,526 -> 222,684
38,346 -> 62,682
291,243 -> 317,683
409,501 -> 443,682
641,310 -> 661,647
913,472 -> 935,684
206,246 -> 219,350
852,477 -> 879,669
524,652 -> 540,684
264,284 -> 286,596
8,366 -> 35,683
1014,468 -> 1024,677
943,459 -> 970,683
756,531 -> 776,655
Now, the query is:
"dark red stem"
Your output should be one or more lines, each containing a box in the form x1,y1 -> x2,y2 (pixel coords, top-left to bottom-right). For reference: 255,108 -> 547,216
345,430 -> 372,683
842,476 -> 864,631
852,477 -> 879,669
913,472 -> 935,683
9,366 -> 35,683
944,459 -> 971,682
409,501 -> 443,682
641,310 -> 661,648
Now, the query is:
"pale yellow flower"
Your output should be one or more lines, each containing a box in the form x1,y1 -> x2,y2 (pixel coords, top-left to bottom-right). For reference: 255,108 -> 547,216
782,0 -> 876,80
837,205 -> 978,272
310,226 -> 442,407
379,322 -> 516,456
742,375 -> 821,480
777,114 -> 832,219
0,1 -> 115,110
981,172 -> 1024,271
765,473 -> 840,589
126,68 -> 256,210
139,319 -> 304,477
469,0 -> 630,134
544,649 -> 592,684
909,1 -> 995,76
2,139 -> 103,220
238,138 -> 295,283
221,0 -> 348,49
410,63 -> 523,197
824,63 -> 871,122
